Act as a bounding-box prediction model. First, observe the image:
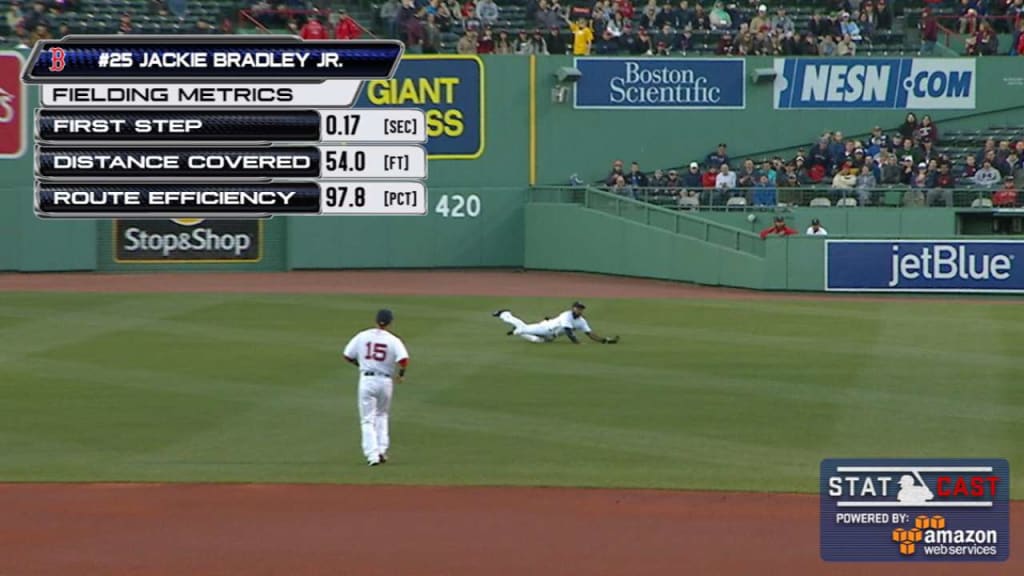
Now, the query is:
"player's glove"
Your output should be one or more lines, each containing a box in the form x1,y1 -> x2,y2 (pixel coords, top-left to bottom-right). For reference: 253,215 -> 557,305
603,336 -> 619,344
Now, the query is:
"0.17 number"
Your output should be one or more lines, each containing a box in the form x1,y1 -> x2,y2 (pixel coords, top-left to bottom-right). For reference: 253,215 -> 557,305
324,114 -> 361,136
324,186 -> 366,208
324,150 -> 366,172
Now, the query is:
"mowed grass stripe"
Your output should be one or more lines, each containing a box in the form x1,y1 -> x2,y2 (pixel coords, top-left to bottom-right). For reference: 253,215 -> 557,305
0,293 -> 1021,495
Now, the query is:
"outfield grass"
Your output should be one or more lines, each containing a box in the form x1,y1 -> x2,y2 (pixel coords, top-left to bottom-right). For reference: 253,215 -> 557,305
0,292 -> 1021,496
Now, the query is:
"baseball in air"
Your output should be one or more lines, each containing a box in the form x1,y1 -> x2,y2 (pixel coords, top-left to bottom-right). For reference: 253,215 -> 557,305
747,214 -> 757,222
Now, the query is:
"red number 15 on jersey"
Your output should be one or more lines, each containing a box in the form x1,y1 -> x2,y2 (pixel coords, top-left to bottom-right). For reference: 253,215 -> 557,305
365,342 -> 387,361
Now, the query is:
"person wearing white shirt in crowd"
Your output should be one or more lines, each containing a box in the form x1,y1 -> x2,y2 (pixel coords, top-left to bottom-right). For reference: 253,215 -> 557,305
715,163 -> 737,190
806,218 -> 828,236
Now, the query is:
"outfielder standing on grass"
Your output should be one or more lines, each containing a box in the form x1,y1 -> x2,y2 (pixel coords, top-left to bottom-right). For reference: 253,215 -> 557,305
343,309 -> 409,467
493,301 -> 619,345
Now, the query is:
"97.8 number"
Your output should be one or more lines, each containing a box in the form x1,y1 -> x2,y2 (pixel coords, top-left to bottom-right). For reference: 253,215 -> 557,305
324,186 -> 366,208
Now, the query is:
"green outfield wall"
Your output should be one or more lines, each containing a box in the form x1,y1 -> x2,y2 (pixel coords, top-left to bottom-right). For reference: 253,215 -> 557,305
2,54 -> 1021,290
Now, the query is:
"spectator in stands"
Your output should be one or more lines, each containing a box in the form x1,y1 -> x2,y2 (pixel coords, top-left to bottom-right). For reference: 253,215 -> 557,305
760,216 -> 797,239
640,4 -> 658,29
839,12 -> 861,41
605,159 -> 625,185
493,29 -> 512,53
477,26 -> 496,52
396,0 -> 417,36
706,143 -> 729,169
929,163 -> 955,206
709,1 -> 731,30
683,161 -> 703,194
1015,19 -> 1024,55
959,6 -> 979,35
655,23 -> 676,52
876,0 -> 892,30
920,7 -> 938,54
772,6 -> 794,35
974,159 -> 1001,187
915,115 -> 939,143
961,155 -> 978,181
976,138 -> 997,164
566,14 -> 594,55
476,0 -> 500,26
335,9 -> 362,39
859,3 -> 877,37
532,29 -> 550,53
828,132 -> 846,168
662,169 -> 682,202
737,159 -> 758,188
901,137 -> 923,165
818,34 -> 837,55
457,28 -> 478,53
807,11 -> 830,37
750,4 -> 770,32
627,161 -> 649,189
993,175 -> 1018,206
752,174 -> 777,207
716,31 -> 736,54
898,113 -> 918,142
407,15 -> 427,52
855,163 -> 877,205
536,0 -> 561,28
806,218 -> 828,236
421,14 -> 441,52
546,26 -> 569,54
380,0 -> 400,36
837,33 -> 857,55
118,12 -> 133,34
692,3 -> 710,29
880,153 -> 902,184
978,21 -> 999,55
831,162 -> 857,201
611,174 -> 634,199
715,163 -> 737,194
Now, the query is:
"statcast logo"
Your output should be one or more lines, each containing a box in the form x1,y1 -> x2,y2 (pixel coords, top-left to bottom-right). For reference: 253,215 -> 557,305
0,87 -> 15,123
888,244 -> 1014,287
608,62 -> 722,106
122,219 -> 253,257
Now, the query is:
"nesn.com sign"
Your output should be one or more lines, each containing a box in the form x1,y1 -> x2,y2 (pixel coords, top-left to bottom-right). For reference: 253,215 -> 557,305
773,59 -> 975,110
825,240 -> 1024,293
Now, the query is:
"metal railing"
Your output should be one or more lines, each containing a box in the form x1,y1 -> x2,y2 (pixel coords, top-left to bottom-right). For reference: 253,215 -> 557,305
528,186 -> 766,258
588,185 -> 1013,210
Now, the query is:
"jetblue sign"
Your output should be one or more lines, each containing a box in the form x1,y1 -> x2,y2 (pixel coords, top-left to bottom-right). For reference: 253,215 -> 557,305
825,240 -> 1024,293
774,59 -> 976,110
574,58 -> 745,109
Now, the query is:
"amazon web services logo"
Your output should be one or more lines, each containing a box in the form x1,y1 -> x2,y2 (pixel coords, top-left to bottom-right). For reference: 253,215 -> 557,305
820,459 -> 1009,562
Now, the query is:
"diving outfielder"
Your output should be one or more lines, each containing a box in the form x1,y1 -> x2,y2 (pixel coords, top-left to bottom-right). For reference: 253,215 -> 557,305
343,309 -> 409,466
493,301 -> 619,344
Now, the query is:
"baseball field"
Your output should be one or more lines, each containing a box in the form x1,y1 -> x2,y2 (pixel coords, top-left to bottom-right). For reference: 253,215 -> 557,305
1,270 -> 1021,575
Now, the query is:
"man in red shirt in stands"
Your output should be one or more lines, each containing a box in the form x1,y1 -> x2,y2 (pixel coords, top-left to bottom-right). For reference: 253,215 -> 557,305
300,15 -> 329,40
760,216 -> 798,239
335,9 -> 362,39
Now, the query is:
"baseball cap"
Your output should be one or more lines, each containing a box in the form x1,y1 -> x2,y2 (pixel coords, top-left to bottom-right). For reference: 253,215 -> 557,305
572,301 -> 587,309
689,161 -> 699,169
811,218 -> 821,225
774,216 -> 785,223
376,309 -> 394,325
917,162 -> 927,169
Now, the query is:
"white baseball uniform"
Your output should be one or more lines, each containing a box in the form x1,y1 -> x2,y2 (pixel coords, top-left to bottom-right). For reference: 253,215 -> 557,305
343,328 -> 409,465
498,310 -> 592,343
806,225 -> 829,235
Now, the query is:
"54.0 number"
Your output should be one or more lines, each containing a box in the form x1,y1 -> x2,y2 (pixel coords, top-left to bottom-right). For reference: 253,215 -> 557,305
324,150 -> 366,172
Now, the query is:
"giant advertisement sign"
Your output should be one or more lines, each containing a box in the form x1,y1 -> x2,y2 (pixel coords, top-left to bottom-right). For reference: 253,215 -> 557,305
114,219 -> 262,263
825,240 -> 1024,293
573,58 -> 745,109
774,58 -> 976,110
0,52 -> 26,158
358,55 -> 483,160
